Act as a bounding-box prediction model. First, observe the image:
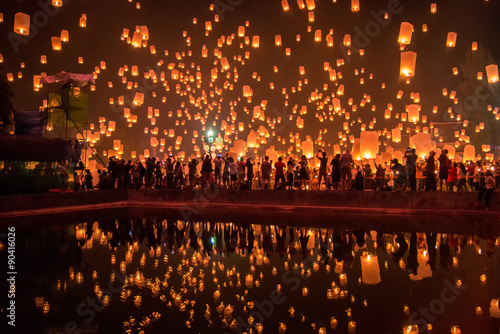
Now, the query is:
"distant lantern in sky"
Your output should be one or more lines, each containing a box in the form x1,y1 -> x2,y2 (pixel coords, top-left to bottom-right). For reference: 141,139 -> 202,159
14,12 -> 30,35
430,3 -> 437,13
314,29 -> 322,42
306,0 -> 315,11
61,30 -> 69,42
281,0 -> 289,11
52,0 -> 62,7
446,32 -> 457,47
408,104 -> 420,123
275,35 -> 282,46
472,42 -> 478,51
51,37 -> 62,50
485,64 -> 499,83
343,34 -> 351,46
397,22 -> 413,44
252,36 -> 260,48
400,51 -> 417,77
351,0 -> 360,12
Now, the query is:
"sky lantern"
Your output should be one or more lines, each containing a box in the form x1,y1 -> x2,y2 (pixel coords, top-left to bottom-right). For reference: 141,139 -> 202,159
52,0 -> 63,7
302,140 -> 314,158
14,12 -> 30,35
408,104 -> 420,122
238,26 -> 245,37
61,30 -> 69,42
275,35 -> 282,46
430,3 -> 437,13
400,51 -> 416,77
472,42 -> 478,51
463,145 -> 475,162
305,0 -> 315,11
485,64 -> 499,83
51,37 -> 62,50
446,32 -> 457,47
281,0 -> 289,11
308,11 -> 314,22
392,128 -> 401,143
351,0 -> 360,12
133,92 -> 144,105
252,36 -> 260,48
343,34 -> 351,46
359,131 -> 379,159
314,29 -> 322,42
397,22 -> 413,44
79,15 -> 86,28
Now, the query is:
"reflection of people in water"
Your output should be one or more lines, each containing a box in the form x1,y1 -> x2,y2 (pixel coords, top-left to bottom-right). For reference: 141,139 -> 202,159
274,226 -> 286,258
202,222 -> 213,256
426,233 -> 437,271
439,234 -> 451,271
332,230 -> 343,262
393,233 -> 408,264
287,227 -> 296,255
319,229 -> 330,264
298,228 -> 310,259
189,222 -> 199,252
407,233 -> 418,275
246,224 -> 255,254
262,226 -> 273,258
353,230 -> 366,249
342,231 -> 354,271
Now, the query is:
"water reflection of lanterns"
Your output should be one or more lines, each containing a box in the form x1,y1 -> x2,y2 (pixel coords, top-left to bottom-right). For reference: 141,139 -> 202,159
348,321 -> 356,333
330,317 -> 337,329
278,322 -> 287,334
43,302 -> 50,315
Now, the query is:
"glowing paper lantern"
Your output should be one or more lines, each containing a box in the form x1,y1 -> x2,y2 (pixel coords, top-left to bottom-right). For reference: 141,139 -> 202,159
446,32 -> 457,47
408,104 -> 420,122
305,0 -> 315,11
463,145 -> 475,162
351,0 -> 360,12
133,92 -> 144,105
275,35 -> 282,46
61,30 -> 69,42
281,0 -> 289,11
302,140 -> 314,158
14,12 -> 30,35
52,0 -> 62,7
252,36 -> 260,48
359,131 -> 379,159
343,34 -> 351,46
485,64 -> 499,83
410,133 -> 432,157
397,22 -> 413,44
430,3 -> 436,13
400,51 -> 416,77
51,37 -> 62,50
392,128 -> 401,143
361,254 -> 381,285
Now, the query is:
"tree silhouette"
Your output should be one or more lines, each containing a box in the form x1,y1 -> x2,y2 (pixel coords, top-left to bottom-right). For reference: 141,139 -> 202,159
458,47 -> 500,153
0,67 -> 15,132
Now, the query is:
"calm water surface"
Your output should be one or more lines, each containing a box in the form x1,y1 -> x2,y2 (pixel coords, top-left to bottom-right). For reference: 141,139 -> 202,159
7,217 -> 500,334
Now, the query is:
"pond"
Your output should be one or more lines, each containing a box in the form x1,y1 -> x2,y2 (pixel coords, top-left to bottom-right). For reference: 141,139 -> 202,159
7,216 -> 500,334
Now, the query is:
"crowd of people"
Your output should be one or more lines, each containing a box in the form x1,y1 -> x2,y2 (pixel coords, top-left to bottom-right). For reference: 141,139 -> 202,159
75,148 -> 499,208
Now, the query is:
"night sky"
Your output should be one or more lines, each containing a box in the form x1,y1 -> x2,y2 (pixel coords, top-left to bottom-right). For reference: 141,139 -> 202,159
1,0 -> 499,162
